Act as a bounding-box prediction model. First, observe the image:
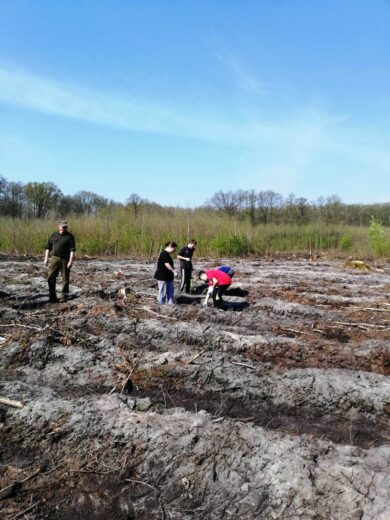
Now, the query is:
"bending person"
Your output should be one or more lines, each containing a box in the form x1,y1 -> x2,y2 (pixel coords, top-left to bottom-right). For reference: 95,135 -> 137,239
217,265 -> 235,278
199,269 -> 232,308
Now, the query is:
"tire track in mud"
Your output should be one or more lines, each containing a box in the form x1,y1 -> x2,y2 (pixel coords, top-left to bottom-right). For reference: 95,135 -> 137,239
129,384 -> 390,448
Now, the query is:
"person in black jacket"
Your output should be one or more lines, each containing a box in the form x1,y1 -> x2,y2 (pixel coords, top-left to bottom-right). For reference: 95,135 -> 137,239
177,239 -> 197,294
44,221 -> 76,303
154,241 -> 177,304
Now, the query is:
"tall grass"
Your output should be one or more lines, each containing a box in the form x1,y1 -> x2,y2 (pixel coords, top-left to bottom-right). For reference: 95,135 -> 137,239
0,207 -> 388,259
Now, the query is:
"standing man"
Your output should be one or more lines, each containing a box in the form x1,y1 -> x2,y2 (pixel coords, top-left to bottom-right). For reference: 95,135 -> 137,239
177,239 -> 197,294
198,269 -> 231,308
44,221 -> 76,303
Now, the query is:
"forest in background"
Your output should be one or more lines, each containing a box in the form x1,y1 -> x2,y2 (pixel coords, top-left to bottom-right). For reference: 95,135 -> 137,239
0,176 -> 389,258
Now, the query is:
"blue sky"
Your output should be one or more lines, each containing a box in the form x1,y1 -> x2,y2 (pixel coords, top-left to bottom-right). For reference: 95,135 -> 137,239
1,0 -> 390,206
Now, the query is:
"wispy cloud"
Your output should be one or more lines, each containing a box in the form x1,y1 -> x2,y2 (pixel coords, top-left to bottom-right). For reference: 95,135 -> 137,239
214,50 -> 266,96
1,63 -> 390,194
0,64 -> 343,153
0,65 -> 249,145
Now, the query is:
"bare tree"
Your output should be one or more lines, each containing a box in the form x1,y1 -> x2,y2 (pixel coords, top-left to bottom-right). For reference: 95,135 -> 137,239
324,195 -> 343,224
127,193 -> 143,217
241,189 -> 257,224
208,190 -> 241,217
24,182 -> 62,219
0,178 -> 25,217
256,190 -> 283,224
295,197 -> 308,223
73,191 -> 109,215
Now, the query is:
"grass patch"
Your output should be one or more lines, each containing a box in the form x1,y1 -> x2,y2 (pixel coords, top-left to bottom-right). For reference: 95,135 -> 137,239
0,210 -> 389,260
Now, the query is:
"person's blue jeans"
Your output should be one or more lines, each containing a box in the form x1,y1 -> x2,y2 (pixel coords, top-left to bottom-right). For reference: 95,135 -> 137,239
157,280 -> 174,304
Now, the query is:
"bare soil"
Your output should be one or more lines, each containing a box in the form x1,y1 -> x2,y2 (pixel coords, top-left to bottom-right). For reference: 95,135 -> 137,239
0,255 -> 389,519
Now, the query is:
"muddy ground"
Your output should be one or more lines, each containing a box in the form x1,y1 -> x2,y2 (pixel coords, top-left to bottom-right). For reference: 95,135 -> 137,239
0,255 -> 389,519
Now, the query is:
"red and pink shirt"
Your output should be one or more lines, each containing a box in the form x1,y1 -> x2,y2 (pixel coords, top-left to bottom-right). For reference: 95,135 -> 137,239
205,269 -> 231,286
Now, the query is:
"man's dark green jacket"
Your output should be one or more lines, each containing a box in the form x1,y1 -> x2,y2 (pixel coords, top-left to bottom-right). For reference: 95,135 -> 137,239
45,232 -> 76,259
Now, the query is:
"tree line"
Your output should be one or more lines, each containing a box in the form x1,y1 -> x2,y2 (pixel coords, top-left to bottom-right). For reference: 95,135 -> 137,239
0,177 -> 114,218
1,176 -> 389,227
206,190 -> 390,227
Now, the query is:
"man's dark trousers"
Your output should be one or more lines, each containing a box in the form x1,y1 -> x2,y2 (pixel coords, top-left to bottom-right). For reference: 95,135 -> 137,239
48,256 -> 70,300
179,267 -> 192,293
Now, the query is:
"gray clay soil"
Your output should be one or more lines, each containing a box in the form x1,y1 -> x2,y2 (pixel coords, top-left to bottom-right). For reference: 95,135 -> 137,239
0,255 -> 389,519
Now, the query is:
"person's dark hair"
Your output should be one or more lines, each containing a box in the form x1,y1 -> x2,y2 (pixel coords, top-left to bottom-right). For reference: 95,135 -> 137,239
164,241 -> 177,249
188,239 -> 197,246
198,270 -> 206,279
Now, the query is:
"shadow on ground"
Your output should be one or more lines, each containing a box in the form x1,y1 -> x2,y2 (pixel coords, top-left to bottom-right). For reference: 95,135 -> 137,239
10,293 -> 79,309
176,294 -> 249,311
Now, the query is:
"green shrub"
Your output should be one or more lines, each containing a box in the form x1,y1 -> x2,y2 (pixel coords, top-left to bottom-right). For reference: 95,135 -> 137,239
80,237 -> 104,256
340,234 -> 353,251
210,235 -> 251,256
369,217 -> 389,256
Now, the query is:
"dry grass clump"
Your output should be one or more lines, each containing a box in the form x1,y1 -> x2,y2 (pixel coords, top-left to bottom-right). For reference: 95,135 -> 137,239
343,260 -> 372,271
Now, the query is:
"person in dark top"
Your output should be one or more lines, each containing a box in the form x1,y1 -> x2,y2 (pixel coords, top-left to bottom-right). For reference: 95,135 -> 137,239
44,221 -> 76,303
154,241 -> 177,304
177,239 -> 197,294
199,269 -> 232,308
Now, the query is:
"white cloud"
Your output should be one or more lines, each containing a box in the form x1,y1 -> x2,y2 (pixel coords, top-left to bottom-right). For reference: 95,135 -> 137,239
1,63 -> 390,195
0,65 -> 247,145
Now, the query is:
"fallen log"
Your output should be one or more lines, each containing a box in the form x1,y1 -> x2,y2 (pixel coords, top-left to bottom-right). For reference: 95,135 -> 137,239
14,501 -> 40,518
0,468 -> 41,500
141,305 -> 178,320
230,360 -> 255,370
0,397 -> 24,409
0,323 -> 44,331
0,482 -> 19,500
334,321 -> 386,330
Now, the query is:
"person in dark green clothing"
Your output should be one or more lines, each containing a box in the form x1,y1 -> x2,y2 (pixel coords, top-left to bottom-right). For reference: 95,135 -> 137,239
44,221 -> 76,303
